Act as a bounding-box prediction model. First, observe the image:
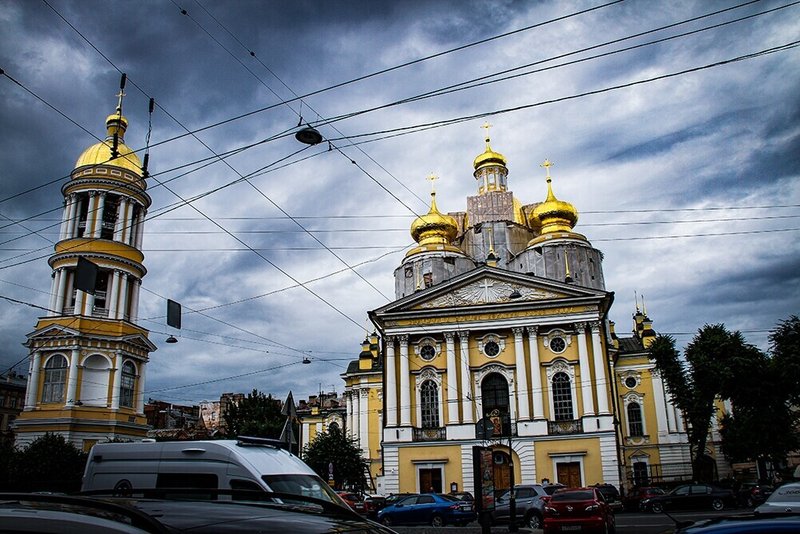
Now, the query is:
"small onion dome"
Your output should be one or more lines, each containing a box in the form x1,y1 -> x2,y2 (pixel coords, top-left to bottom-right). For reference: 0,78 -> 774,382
532,175 -> 578,235
473,137 -> 507,171
406,192 -> 461,258
74,111 -> 142,177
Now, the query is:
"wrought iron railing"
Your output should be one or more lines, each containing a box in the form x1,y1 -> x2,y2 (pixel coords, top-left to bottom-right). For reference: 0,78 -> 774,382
413,427 -> 446,441
548,419 -> 583,435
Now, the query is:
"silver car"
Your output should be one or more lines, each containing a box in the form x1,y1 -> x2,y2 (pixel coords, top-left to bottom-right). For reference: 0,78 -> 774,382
755,482 -> 800,515
491,484 -> 548,529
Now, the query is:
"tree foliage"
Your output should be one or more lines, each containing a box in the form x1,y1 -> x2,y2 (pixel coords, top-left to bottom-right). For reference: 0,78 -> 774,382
720,316 -> 800,466
648,324 -> 752,480
222,389 -> 285,439
302,424 -> 367,491
10,433 -> 87,492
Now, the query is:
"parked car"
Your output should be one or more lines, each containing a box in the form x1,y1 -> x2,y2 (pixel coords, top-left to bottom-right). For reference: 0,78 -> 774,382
623,486 -> 666,511
737,482 -> 774,507
676,513 -> 800,533
491,484 -> 548,529
0,491 -> 395,533
593,483 -> 624,513
364,494 -> 387,519
336,491 -> 366,514
542,483 -> 567,495
377,492 -> 476,527
755,482 -> 800,515
383,492 -> 416,506
449,491 -> 474,502
542,487 -> 616,534
642,484 -> 736,513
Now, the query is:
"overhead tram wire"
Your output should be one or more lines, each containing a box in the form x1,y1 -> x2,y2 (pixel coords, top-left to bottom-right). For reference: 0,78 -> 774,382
314,0 -> 795,127
3,0 -> 781,210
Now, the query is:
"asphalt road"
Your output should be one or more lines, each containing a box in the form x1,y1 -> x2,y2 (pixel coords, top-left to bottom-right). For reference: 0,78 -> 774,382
391,508 -> 754,534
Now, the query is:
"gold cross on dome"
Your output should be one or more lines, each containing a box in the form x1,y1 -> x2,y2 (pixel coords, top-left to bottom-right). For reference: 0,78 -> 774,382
481,121 -> 493,142
115,87 -> 126,114
426,172 -> 439,192
540,159 -> 554,179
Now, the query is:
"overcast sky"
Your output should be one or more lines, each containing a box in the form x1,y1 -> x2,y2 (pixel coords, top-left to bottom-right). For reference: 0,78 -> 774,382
1,0 -> 798,406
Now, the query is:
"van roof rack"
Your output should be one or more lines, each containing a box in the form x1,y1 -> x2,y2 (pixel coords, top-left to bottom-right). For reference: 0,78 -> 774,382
236,436 -> 287,449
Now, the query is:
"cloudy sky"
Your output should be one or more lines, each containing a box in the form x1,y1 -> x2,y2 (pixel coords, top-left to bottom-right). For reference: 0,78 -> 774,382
1,0 -> 798,406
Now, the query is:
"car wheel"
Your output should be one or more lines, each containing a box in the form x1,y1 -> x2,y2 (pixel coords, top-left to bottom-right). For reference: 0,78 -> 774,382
651,502 -> 664,514
712,498 -> 724,511
746,497 -> 754,508
430,514 -> 444,527
380,516 -> 392,526
525,512 -> 542,529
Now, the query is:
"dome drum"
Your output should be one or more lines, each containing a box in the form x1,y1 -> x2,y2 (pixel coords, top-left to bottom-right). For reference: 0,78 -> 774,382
514,243 -> 606,290
394,254 -> 476,299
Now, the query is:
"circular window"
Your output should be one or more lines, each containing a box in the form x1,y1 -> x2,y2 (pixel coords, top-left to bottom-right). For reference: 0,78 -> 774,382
484,341 -> 500,357
420,344 -> 436,361
625,376 -> 637,389
549,337 -> 566,353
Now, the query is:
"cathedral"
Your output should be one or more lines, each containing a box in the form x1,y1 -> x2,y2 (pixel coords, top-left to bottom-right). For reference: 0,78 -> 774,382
14,93 -> 155,449
342,126 -> 719,495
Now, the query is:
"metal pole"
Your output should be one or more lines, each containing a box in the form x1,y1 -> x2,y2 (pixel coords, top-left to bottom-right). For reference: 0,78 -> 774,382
509,431 -> 517,531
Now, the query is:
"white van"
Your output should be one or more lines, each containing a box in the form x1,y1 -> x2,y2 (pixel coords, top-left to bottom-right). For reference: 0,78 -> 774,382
81,436 -> 341,505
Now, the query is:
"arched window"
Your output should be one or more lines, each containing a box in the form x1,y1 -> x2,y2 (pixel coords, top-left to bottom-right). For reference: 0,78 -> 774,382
120,361 -> 136,408
42,355 -> 68,403
420,380 -> 439,428
627,401 -> 644,437
481,373 -> 510,436
81,354 -> 110,406
552,372 -> 574,421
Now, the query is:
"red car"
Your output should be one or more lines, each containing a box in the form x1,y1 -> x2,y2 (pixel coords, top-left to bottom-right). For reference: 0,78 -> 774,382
543,487 -> 616,534
336,491 -> 366,514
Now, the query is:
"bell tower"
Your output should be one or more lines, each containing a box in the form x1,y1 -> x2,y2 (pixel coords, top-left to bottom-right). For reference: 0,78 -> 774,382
15,85 -> 156,450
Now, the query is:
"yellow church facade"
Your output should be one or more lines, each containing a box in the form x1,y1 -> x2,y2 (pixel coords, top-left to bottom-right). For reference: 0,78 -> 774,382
342,129 -> 709,496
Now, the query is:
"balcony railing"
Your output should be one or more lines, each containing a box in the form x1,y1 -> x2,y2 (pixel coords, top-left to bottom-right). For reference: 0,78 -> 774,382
413,427 -> 446,442
548,419 -> 583,435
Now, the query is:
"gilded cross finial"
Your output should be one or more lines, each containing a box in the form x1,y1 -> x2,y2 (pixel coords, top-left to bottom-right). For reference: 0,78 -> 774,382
115,87 -> 126,115
426,172 -> 439,193
481,121 -> 493,143
540,159 -> 554,179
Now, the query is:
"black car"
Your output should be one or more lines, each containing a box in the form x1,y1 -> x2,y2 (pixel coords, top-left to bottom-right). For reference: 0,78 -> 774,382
593,483 -> 624,513
642,484 -> 736,513
0,491 -> 395,533
737,482 -> 774,507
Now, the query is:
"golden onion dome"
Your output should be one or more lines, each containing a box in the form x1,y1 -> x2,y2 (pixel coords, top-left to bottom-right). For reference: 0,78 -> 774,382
74,111 -> 143,177
473,138 -> 508,171
532,162 -> 578,234
406,191 -> 463,258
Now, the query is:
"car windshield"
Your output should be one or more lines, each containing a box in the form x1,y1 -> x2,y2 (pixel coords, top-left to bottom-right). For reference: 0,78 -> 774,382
262,474 -> 340,504
552,490 -> 594,502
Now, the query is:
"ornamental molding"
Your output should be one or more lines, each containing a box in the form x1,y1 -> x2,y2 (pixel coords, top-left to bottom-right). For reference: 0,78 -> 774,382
473,363 -> 515,390
542,328 -> 573,352
414,337 -> 441,360
416,278 -> 562,309
618,370 -> 642,389
622,391 -> 645,407
415,367 -> 442,390
545,358 -> 576,381
477,332 -> 506,358
386,306 -> 592,327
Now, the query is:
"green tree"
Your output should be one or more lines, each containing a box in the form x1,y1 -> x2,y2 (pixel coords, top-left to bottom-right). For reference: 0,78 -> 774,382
11,433 -> 87,492
0,440 -> 17,491
222,389 -> 285,439
719,316 -> 800,468
302,424 -> 367,491
648,324 -> 752,481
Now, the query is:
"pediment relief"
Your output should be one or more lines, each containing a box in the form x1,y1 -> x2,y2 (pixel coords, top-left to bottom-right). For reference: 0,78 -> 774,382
28,325 -> 80,340
413,277 -> 564,309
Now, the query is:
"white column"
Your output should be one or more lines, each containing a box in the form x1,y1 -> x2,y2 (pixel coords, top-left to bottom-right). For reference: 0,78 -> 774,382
107,270 -> 120,319
55,268 -> 67,314
65,348 -> 80,407
59,196 -> 72,240
85,192 -> 98,238
352,389 -> 360,440
111,351 -> 122,410
134,209 -> 146,249
385,337 -> 397,427
359,389 -> 369,455
118,273 -> 129,320
93,192 -> 106,238
458,331 -> 473,424
113,198 -> 127,241
85,289 -> 96,317
48,271 -> 59,315
576,323 -> 596,416
136,364 -> 146,413
66,194 -> 79,238
526,326 -> 545,419
120,200 -> 132,244
445,331 -> 458,425
590,322 -> 610,414
346,392 -> 354,438
513,327 -> 530,421
25,351 -> 42,409
74,286 -> 86,316
399,335 -> 411,426
129,278 -> 140,323
650,369 -> 669,434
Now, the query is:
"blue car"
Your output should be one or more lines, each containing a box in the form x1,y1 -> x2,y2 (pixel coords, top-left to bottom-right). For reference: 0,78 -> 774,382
377,493 -> 476,527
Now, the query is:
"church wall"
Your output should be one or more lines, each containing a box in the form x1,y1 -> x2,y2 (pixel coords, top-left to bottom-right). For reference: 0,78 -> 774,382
533,436 -> 604,486
397,443 -> 465,493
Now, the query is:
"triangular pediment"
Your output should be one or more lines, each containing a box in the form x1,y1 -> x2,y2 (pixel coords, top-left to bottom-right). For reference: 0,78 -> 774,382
374,266 -> 609,315
27,324 -> 81,341
26,324 -> 157,352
